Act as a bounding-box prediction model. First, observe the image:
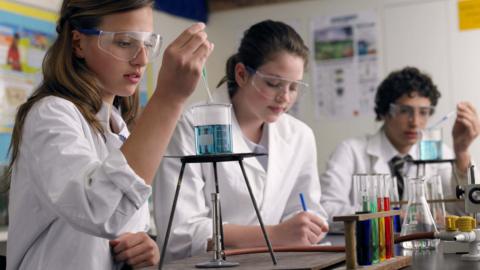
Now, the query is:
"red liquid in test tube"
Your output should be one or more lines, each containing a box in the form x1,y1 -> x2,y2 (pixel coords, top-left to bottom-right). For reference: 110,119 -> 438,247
384,197 -> 393,259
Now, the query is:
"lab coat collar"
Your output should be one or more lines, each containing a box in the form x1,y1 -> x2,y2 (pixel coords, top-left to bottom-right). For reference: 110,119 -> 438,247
96,102 -> 130,146
96,102 -> 111,128
110,106 -> 130,139
366,127 -> 418,173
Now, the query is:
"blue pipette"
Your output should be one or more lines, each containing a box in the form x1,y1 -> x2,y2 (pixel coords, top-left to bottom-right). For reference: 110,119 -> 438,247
427,110 -> 456,130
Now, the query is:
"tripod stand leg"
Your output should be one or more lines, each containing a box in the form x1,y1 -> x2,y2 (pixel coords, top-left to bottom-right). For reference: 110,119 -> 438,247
158,161 -> 187,270
238,160 -> 277,265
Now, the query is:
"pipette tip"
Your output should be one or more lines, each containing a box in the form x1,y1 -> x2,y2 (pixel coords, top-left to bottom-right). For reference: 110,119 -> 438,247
427,110 -> 456,130
202,67 -> 213,103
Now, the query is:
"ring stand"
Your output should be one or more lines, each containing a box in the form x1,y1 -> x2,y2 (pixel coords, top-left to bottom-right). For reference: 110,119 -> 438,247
158,153 -> 277,270
410,159 -> 455,177
195,193 -> 239,268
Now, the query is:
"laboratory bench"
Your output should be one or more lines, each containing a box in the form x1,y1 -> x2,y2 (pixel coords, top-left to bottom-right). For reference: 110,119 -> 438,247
147,234 -> 480,270
2,233 -> 480,269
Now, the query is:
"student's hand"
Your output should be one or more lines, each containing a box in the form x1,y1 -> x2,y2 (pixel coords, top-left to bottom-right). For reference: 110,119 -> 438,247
110,232 -> 160,269
452,102 -> 480,173
155,22 -> 214,103
270,212 -> 329,246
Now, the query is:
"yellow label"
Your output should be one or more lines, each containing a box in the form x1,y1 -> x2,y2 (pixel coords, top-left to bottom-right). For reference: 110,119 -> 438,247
459,0 -> 480,31
0,1 -> 57,22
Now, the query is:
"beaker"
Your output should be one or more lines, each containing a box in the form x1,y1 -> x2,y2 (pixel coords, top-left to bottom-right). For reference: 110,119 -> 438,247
400,177 -> 439,249
418,128 -> 442,160
192,103 -> 233,155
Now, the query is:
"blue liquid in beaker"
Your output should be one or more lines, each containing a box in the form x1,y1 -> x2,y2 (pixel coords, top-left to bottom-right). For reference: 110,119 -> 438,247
194,124 -> 232,155
419,140 -> 442,160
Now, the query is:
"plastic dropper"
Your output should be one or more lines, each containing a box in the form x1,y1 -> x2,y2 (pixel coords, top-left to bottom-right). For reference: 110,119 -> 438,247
427,110 -> 456,130
201,67 -> 213,103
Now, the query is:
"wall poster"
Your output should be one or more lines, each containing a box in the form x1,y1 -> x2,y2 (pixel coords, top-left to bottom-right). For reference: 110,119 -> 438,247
311,11 -> 379,119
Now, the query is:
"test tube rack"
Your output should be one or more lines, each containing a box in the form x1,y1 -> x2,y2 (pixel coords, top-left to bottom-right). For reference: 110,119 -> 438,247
333,210 -> 412,270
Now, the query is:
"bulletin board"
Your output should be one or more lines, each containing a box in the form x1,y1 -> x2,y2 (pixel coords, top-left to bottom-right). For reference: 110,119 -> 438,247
0,1 -> 57,165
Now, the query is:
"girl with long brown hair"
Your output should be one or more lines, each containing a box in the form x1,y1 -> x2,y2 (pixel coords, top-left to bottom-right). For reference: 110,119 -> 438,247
6,0 -> 212,269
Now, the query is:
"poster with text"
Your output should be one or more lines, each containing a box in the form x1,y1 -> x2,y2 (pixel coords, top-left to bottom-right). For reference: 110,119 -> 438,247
311,11 -> 379,119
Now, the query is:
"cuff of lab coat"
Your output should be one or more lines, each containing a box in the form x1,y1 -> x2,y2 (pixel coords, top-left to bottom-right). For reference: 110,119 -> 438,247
282,210 -> 302,222
100,148 -> 151,209
190,219 -> 213,256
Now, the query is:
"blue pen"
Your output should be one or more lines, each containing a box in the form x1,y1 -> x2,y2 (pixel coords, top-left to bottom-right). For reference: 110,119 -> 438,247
299,193 -> 308,211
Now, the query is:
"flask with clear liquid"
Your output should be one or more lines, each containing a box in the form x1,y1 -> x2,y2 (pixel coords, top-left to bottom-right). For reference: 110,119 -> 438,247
400,177 -> 439,249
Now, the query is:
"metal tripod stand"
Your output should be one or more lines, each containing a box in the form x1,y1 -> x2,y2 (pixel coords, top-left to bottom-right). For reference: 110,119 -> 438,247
158,153 -> 277,269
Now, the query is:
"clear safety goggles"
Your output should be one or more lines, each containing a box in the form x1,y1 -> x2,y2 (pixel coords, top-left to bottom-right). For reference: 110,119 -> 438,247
389,103 -> 435,120
245,66 -> 308,99
78,28 -> 162,62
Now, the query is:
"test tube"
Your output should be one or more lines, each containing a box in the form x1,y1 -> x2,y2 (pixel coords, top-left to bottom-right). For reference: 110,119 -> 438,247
390,176 -> 402,233
383,175 -> 393,259
354,174 -> 370,212
354,174 -> 372,265
356,211 -> 372,265
377,175 -> 386,262
368,174 -> 379,264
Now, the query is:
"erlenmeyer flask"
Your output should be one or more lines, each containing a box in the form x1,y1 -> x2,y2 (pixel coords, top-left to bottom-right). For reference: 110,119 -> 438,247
400,177 -> 439,249
425,175 -> 446,230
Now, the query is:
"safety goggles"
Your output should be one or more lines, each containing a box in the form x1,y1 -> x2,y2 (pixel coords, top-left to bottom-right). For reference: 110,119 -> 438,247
245,66 -> 308,99
78,28 -> 162,62
389,103 -> 435,120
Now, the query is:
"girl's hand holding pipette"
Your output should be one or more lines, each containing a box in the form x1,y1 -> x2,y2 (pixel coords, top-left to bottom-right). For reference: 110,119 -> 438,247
123,23 -> 214,183
155,23 -> 214,103
452,102 -> 480,173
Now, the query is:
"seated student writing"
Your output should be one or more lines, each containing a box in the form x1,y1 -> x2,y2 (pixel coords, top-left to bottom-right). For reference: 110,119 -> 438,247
154,20 -> 329,261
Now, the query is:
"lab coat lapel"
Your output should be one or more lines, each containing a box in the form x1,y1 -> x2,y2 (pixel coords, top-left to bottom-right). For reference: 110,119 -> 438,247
262,120 -> 291,211
231,113 -> 265,173
95,103 -> 125,153
366,129 -> 391,174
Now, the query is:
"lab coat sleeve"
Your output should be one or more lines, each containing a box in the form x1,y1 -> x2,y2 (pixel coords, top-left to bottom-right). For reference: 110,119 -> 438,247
281,127 -> 328,222
319,140 -> 357,222
22,98 -> 151,239
154,112 -> 212,260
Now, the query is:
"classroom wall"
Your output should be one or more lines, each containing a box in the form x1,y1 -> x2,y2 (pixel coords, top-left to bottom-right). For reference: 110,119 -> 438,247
193,0 -> 480,171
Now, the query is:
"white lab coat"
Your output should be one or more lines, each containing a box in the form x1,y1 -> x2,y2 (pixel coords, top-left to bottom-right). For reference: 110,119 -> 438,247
320,128 -> 465,224
7,96 -> 151,270
154,88 -> 327,261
